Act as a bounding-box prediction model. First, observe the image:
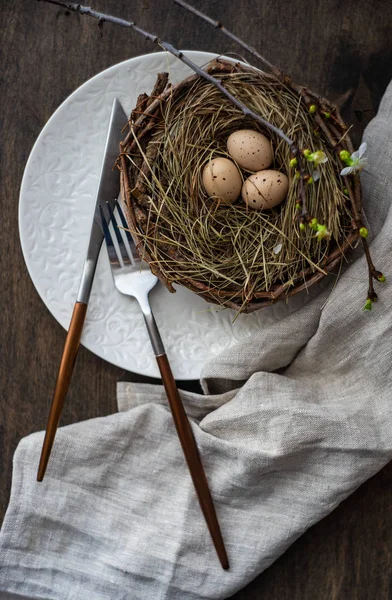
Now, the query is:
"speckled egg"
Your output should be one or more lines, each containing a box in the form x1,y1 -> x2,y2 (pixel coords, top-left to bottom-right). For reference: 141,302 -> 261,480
227,129 -> 273,171
202,157 -> 242,204
241,170 -> 288,210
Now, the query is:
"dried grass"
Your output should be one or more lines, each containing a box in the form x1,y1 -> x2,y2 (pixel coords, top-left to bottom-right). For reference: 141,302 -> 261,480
125,68 -> 352,311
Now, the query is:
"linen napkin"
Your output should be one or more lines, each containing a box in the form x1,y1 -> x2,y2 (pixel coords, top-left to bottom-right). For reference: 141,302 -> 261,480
1,80 -> 392,599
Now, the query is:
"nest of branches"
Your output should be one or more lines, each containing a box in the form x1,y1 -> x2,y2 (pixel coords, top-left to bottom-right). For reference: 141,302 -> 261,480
119,58 -> 366,313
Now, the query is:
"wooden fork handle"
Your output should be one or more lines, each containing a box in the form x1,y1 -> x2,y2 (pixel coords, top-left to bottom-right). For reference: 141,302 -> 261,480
37,301 -> 88,482
155,353 -> 229,570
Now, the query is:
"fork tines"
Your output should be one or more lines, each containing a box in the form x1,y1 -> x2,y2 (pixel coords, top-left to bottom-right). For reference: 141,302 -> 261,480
99,200 -> 139,267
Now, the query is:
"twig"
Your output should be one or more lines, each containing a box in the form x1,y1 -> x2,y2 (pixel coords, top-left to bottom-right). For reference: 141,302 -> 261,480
173,0 -> 282,78
37,0 -> 309,217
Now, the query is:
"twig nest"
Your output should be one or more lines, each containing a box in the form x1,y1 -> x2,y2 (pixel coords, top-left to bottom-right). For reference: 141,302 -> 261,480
242,170 -> 288,209
227,129 -> 273,171
202,157 -> 242,203
121,59 -> 361,313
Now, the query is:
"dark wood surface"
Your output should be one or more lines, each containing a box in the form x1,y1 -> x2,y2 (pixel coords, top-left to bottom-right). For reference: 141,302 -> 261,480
1,1 -> 391,598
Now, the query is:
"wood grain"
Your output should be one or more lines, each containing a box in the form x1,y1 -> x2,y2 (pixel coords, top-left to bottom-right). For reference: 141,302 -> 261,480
0,1 -> 391,598
156,352 -> 229,570
37,301 -> 88,482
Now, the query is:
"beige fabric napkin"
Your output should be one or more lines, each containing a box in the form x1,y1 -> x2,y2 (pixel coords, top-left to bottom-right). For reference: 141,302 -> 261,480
1,82 -> 392,599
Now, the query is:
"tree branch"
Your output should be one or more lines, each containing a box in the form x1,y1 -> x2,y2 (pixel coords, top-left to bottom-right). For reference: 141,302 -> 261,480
173,0 -> 282,78
39,0 -> 158,39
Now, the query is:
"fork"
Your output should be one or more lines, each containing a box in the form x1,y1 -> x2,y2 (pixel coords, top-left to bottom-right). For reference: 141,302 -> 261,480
100,200 -> 229,570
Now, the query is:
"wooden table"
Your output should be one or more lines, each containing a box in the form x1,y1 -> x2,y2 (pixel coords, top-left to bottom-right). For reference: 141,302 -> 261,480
1,1 -> 391,598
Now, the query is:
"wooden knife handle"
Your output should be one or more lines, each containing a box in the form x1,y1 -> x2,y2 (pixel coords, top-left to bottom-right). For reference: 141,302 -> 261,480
37,301 -> 88,482
156,353 -> 229,570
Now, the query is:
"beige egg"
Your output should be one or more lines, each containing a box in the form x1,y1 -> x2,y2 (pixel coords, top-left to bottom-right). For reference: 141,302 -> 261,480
227,129 -> 273,171
241,170 -> 288,210
202,157 -> 242,204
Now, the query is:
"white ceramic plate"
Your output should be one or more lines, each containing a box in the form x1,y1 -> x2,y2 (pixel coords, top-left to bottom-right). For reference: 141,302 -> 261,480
19,50 -> 305,380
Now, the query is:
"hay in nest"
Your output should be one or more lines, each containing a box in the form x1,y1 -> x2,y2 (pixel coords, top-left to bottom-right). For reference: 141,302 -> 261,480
119,59 -> 361,313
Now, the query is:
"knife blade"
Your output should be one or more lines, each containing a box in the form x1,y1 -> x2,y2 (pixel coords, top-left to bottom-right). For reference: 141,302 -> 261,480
37,98 -> 128,481
77,97 -> 128,303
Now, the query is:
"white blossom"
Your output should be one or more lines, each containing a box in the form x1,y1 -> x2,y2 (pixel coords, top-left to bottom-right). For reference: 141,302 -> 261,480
312,170 -> 320,182
312,150 -> 328,165
340,142 -> 368,176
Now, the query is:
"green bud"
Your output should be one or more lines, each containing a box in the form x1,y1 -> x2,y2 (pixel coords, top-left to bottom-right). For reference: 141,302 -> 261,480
310,218 -> 318,230
363,299 -> 373,311
343,187 -> 349,195
309,104 -> 317,114
303,149 -> 311,159
359,227 -> 369,238
323,111 -> 331,119
299,222 -> 306,231
295,202 -> 301,210
295,171 -> 300,180
289,157 -> 298,168
307,176 -> 314,184
378,274 -> 386,283
339,150 -> 351,162
315,224 -> 330,239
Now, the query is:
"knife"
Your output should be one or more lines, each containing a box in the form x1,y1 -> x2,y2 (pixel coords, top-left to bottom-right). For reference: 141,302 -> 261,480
37,98 -> 128,481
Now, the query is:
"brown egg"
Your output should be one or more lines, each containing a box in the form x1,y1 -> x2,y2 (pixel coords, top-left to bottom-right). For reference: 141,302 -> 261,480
227,129 -> 273,171
202,157 -> 242,204
241,170 -> 288,210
